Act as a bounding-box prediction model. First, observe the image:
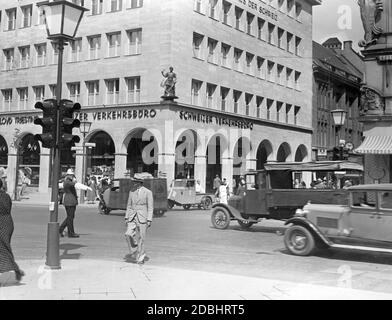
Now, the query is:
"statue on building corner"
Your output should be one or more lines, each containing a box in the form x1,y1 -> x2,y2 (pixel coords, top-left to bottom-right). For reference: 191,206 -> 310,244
161,67 -> 178,101
358,0 -> 384,48
359,85 -> 385,115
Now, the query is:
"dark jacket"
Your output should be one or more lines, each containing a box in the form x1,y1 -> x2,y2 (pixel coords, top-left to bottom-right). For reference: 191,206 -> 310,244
63,180 -> 78,206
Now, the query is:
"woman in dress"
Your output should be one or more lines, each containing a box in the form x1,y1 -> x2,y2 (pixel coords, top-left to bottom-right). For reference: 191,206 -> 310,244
86,176 -> 97,203
0,179 -> 24,282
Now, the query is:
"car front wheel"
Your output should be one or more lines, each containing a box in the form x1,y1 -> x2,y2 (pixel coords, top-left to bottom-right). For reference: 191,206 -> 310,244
284,225 -> 315,256
211,207 -> 231,230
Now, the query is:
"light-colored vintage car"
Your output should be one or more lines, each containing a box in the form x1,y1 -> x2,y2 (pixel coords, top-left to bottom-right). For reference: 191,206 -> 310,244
284,184 -> 392,256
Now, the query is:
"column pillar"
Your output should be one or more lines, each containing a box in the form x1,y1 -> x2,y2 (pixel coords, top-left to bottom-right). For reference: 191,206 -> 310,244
114,153 -> 128,179
221,157 -> 233,193
74,148 -> 83,183
6,153 -> 17,200
39,149 -> 50,193
194,155 -> 207,191
158,153 -> 175,190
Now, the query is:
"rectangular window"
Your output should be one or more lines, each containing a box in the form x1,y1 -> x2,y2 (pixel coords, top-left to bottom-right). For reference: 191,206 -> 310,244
21,5 -> 32,28
223,1 -> 231,25
245,93 -> 253,116
105,79 -> 120,104
268,23 -> 275,45
110,0 -> 122,12
277,65 -> 285,86
276,101 -> 283,122
2,89 -> 12,111
221,43 -> 230,68
295,3 -> 302,20
246,53 -> 254,75
220,87 -> 229,111
267,99 -> 273,120
287,0 -> 295,17
209,0 -> 218,19
50,85 -> 57,99
17,87 -> 28,110
128,0 -> 143,9
127,29 -> 142,55
206,83 -> 217,108
71,0 -> 85,5
191,79 -> 203,106
207,38 -> 218,64
37,7 -> 45,25
68,82 -> 81,102
256,96 -> 264,118
33,86 -> 45,101
278,28 -> 284,49
267,61 -> 275,82
88,35 -> 101,60
286,32 -> 293,52
86,81 -> 100,106
257,57 -> 266,79
35,43 -> 47,66
193,33 -> 204,59
6,8 -> 16,31
233,90 -> 241,114
286,68 -> 293,88
235,7 -> 243,31
295,36 -> 302,56
92,0 -> 103,15
194,0 -> 202,13
258,18 -> 266,41
126,77 -> 141,103
294,106 -> 300,125
107,32 -> 121,57
295,71 -> 301,90
69,38 -> 82,62
51,43 -> 59,64
3,49 -> 14,71
247,13 -> 254,35
234,48 -> 242,72
19,46 -> 30,69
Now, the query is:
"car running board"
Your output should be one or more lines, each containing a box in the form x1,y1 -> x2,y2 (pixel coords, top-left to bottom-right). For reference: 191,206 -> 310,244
331,243 -> 392,254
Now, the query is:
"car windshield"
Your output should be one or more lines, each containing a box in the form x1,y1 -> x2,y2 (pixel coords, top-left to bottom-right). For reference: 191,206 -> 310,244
380,192 -> 392,210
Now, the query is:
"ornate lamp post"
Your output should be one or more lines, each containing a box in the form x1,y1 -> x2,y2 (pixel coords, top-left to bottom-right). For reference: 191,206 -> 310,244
331,109 -> 347,160
79,121 -> 92,204
37,0 -> 88,269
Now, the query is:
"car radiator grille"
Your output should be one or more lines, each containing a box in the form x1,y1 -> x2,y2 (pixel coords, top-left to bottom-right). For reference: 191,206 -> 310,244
317,217 -> 338,229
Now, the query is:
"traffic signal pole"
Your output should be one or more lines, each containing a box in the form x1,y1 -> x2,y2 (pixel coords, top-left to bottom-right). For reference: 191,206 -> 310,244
46,39 -> 65,270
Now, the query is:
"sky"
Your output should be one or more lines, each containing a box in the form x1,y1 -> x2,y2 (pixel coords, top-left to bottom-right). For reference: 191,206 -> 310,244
313,0 -> 363,51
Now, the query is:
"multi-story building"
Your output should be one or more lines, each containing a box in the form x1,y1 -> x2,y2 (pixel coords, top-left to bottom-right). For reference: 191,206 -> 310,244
312,38 -> 364,162
0,0 -> 320,197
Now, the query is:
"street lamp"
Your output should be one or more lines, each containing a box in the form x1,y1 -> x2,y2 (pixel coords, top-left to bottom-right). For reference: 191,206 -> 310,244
331,109 -> 347,160
37,0 -> 88,270
79,121 -> 92,204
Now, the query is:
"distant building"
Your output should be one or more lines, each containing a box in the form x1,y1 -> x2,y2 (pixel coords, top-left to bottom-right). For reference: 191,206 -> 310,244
312,38 -> 364,161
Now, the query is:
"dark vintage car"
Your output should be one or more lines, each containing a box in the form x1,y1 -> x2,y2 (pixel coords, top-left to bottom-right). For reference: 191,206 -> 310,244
99,178 -> 168,217
210,161 -> 363,230
284,184 -> 392,256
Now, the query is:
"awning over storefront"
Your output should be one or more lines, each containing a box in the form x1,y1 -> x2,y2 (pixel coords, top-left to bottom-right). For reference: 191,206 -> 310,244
355,136 -> 392,154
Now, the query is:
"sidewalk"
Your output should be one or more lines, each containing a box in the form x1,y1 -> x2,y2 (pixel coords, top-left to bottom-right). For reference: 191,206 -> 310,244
1,258 -> 392,300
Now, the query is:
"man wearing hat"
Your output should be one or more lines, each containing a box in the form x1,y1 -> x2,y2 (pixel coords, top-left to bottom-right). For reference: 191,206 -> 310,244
124,173 -> 154,264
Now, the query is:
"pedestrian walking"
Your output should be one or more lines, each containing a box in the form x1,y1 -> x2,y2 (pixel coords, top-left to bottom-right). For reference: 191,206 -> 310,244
0,179 -> 25,284
59,169 -> 91,238
213,174 -> 221,193
124,173 -> 153,264
236,179 -> 246,196
86,176 -> 97,203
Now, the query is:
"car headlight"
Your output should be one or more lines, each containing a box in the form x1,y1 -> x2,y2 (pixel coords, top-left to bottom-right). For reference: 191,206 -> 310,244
295,209 -> 308,218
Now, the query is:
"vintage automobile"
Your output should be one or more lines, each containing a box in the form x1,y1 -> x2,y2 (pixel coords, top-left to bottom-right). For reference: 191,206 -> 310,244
284,184 -> 392,256
98,178 -> 168,217
210,161 -> 363,230
167,179 -> 215,210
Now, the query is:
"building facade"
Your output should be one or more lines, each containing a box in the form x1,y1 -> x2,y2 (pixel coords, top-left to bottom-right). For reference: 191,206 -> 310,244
312,39 -> 364,162
0,0 -> 320,197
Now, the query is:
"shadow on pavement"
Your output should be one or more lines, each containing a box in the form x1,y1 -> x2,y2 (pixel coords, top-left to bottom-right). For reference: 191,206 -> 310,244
60,243 -> 87,260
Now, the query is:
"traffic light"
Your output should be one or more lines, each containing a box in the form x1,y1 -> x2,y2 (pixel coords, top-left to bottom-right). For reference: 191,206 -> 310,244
59,99 -> 81,149
332,147 -> 341,161
34,99 -> 57,148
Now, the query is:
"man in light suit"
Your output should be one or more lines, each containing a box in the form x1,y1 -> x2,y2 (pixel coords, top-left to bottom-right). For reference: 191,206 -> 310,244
124,173 -> 154,264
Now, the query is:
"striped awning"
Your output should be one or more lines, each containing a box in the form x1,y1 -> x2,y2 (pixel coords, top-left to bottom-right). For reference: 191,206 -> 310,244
355,136 -> 392,154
